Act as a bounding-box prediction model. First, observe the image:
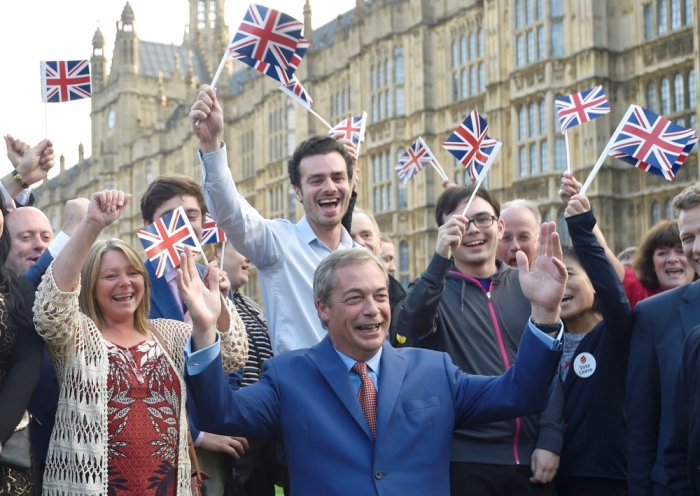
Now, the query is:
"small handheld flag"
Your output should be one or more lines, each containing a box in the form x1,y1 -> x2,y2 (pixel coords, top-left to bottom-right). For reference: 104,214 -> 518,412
555,85 -> 610,133
395,137 -> 436,183
329,114 -> 367,144
443,110 -> 501,181
279,77 -> 314,110
41,60 -> 91,103
137,206 -> 202,278
201,213 -> 228,245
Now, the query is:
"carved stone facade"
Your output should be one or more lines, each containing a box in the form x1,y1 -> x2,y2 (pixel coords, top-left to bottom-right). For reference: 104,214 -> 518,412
35,0 -> 700,292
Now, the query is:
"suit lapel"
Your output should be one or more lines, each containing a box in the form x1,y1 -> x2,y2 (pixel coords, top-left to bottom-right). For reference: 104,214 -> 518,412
307,337 -> 374,440
146,262 -> 184,320
375,343 -> 407,447
679,280 -> 700,338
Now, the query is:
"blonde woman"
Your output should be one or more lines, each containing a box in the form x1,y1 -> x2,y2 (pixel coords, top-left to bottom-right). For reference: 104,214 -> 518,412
33,190 -> 247,495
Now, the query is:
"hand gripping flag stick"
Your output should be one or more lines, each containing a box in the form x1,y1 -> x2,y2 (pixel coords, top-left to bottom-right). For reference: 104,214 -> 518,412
461,141 -> 502,216
194,53 -> 229,128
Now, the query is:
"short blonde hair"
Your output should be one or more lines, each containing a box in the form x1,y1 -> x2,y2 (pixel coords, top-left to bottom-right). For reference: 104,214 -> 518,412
79,238 -> 151,334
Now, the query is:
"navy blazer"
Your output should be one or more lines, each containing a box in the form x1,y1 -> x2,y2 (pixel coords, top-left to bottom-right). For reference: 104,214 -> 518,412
26,250 -> 60,471
627,279 -> 700,494
185,327 -> 561,496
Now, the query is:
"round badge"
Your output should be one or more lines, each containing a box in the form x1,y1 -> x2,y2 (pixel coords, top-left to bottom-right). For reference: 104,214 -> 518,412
573,352 -> 596,378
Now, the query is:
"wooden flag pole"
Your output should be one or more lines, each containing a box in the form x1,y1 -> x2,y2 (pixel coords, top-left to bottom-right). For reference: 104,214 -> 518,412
195,51 -> 230,128
564,130 -> 571,173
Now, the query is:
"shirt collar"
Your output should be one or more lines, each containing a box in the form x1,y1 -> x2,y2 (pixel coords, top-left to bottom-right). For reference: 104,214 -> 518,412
297,216 -> 356,250
334,346 -> 383,377
164,267 -> 179,282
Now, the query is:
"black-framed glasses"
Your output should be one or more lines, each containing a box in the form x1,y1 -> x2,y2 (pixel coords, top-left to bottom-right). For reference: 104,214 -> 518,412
465,215 -> 497,230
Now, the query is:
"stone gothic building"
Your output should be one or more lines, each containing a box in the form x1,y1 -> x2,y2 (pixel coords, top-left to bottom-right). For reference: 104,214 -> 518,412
36,0 -> 700,294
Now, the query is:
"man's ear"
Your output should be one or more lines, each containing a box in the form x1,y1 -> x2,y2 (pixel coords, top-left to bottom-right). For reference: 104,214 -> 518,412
293,185 -> 303,203
143,218 -> 151,227
316,299 -> 330,326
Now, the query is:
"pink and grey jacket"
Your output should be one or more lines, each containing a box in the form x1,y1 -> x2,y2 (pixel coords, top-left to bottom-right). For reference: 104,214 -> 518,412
394,254 -> 565,465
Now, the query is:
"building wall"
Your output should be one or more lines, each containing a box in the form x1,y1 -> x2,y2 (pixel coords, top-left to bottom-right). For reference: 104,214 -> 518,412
35,0 -> 699,297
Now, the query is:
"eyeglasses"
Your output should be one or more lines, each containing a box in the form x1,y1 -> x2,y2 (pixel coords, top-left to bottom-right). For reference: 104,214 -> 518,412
465,215 -> 497,230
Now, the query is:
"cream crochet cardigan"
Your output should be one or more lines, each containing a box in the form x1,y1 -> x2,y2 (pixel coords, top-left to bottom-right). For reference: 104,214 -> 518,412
33,263 -> 248,496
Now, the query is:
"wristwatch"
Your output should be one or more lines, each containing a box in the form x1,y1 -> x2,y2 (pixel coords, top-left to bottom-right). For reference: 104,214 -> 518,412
12,169 -> 28,189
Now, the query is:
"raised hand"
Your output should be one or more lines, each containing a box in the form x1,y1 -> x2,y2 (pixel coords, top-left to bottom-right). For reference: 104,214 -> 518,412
436,215 -> 467,260
332,130 -> 359,190
558,171 -> 582,205
86,190 -> 131,229
516,222 -> 567,324
564,194 -> 591,218
16,139 -> 55,186
4,134 -> 30,168
190,85 -> 223,154
177,246 -> 221,349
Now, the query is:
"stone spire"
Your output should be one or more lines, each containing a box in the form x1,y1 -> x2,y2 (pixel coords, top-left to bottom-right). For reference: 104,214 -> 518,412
78,142 -> 84,163
354,0 -> 365,23
303,0 -> 313,49
113,2 -> 139,75
91,27 -> 107,90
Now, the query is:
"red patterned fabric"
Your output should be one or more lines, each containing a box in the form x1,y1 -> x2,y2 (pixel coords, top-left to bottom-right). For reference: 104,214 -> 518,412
352,361 -> 377,439
622,266 -> 660,309
105,339 -> 182,495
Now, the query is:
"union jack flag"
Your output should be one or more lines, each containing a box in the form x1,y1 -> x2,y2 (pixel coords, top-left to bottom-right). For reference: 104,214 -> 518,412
443,110 -> 502,180
137,206 -> 202,278
328,113 -> 367,144
607,105 -> 695,180
228,4 -> 303,71
233,36 -> 309,85
280,77 -> 313,109
41,60 -> 91,103
555,85 -> 610,133
395,137 -> 436,183
201,213 -> 228,245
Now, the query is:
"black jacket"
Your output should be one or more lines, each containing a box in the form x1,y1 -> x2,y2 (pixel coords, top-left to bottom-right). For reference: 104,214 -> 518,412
665,324 -> 700,496
395,253 -> 565,465
558,210 -> 634,480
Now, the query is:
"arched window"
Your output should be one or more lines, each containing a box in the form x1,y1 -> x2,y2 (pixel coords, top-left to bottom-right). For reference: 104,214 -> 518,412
539,100 -> 547,134
658,0 -> 668,34
477,29 -> 484,57
555,137 -> 567,170
529,102 -> 537,137
557,209 -> 570,245
145,164 -> 153,184
452,41 -> 459,68
674,73 -> 685,111
470,66 -> 476,96
671,0 -> 681,29
469,33 -> 476,60
394,47 -> 405,83
646,81 -> 657,112
478,63 -> 485,92
370,66 -> 376,91
516,0 -> 524,28
526,0 -> 534,23
460,37 -> 467,65
518,106 -> 526,141
540,140 -> 549,171
665,198 -> 674,219
688,69 -> 696,107
399,241 -> 409,272
378,62 -> 385,87
686,0 -> 694,24
651,201 -> 661,225
660,78 -> 671,114
461,70 -> 468,99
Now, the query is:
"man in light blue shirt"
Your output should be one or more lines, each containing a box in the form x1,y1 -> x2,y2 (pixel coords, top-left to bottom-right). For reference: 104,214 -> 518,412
189,84 -> 358,354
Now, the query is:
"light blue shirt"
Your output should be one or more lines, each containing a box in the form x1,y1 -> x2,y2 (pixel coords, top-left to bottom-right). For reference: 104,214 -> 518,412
199,144 -> 355,355
335,348 -> 382,393
185,320 -> 563,376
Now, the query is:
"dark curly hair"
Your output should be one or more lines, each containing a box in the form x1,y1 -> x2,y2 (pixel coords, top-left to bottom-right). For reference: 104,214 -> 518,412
632,220 -> 693,291
287,136 -> 354,189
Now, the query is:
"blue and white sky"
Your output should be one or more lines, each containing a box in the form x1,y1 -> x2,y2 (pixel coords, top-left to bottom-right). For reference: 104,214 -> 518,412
0,0 -> 354,177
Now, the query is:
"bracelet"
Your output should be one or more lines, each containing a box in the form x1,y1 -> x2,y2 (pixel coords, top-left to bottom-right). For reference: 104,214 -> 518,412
12,169 -> 28,189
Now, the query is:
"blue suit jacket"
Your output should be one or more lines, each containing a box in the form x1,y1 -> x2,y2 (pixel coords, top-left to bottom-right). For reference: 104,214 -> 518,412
26,250 -> 60,469
627,279 -> 700,494
186,326 -> 560,496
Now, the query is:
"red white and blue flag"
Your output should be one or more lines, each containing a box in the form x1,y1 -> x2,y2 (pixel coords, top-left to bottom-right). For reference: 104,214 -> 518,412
443,110 -> 502,181
329,112 -> 367,144
607,105 -> 695,180
137,206 -> 202,278
201,213 -> 228,245
280,77 -> 313,109
228,4 -> 303,71
555,85 -> 610,133
41,60 -> 91,103
396,137 -> 436,183
233,36 -> 309,85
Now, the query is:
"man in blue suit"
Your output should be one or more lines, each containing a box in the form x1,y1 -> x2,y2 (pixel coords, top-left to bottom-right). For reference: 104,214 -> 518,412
183,220 -> 567,496
628,181 -> 700,496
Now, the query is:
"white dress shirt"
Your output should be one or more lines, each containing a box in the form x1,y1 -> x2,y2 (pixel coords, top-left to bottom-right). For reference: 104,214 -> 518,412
199,144 -> 355,354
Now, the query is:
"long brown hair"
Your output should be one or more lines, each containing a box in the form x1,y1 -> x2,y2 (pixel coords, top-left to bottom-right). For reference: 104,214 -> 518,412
79,238 -> 151,334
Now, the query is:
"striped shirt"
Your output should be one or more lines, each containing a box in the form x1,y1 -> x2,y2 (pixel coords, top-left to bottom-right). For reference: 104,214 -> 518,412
233,292 -> 274,387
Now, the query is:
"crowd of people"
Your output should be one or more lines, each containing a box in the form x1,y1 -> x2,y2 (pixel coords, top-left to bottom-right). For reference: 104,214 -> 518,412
0,85 -> 699,496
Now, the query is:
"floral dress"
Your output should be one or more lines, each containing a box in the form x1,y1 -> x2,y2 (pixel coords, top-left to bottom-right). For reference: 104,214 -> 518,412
105,339 -> 181,496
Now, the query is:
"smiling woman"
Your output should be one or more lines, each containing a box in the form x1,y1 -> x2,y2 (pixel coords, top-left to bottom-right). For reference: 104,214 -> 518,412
32,189 -> 248,496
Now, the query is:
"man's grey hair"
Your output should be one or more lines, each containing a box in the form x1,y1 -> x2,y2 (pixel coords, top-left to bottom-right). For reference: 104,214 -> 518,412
673,182 -> 700,212
352,207 -> 381,238
313,248 -> 388,309
501,199 -> 542,226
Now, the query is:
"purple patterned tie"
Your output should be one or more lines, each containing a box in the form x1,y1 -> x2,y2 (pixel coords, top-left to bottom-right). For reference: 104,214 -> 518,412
352,361 -> 377,439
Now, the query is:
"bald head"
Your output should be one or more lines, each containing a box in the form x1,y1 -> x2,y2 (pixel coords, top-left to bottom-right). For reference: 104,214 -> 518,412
350,209 -> 382,257
6,207 -> 53,274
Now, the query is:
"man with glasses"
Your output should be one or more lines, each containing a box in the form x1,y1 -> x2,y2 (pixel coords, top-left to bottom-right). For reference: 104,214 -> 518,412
395,184 -> 564,496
